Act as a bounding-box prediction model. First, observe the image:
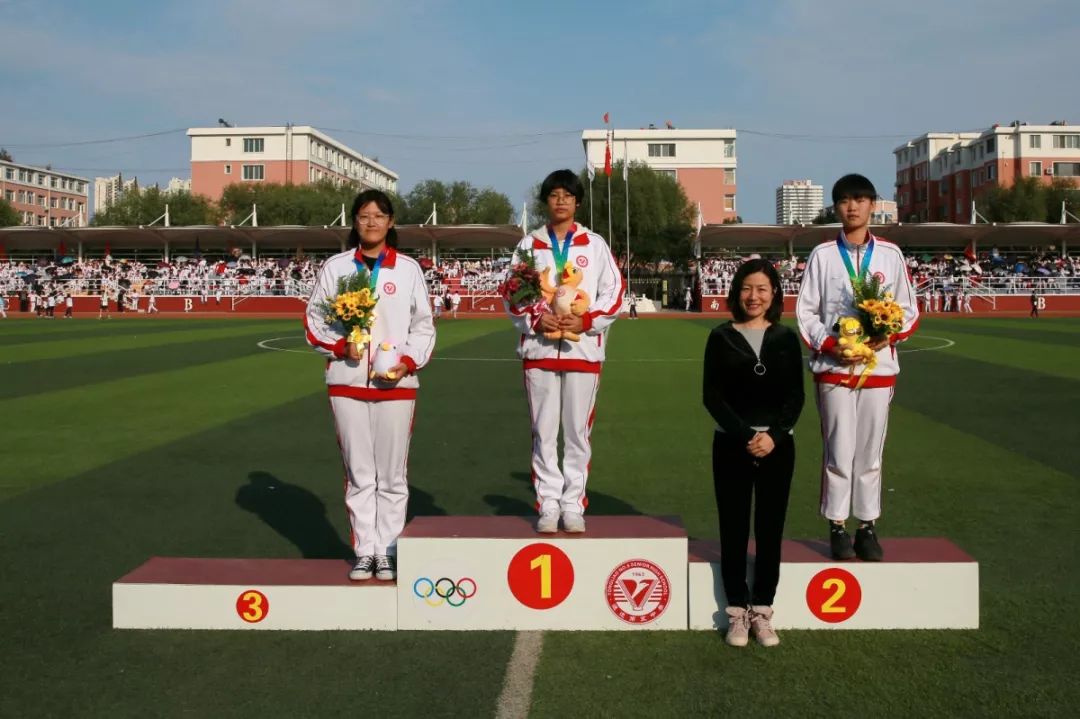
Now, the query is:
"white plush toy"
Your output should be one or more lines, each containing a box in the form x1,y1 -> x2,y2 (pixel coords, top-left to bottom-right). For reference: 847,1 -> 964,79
371,341 -> 401,380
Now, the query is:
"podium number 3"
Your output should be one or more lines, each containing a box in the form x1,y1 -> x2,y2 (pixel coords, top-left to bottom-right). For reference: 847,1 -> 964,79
236,589 -> 269,623
806,568 -> 862,623
530,554 -> 552,599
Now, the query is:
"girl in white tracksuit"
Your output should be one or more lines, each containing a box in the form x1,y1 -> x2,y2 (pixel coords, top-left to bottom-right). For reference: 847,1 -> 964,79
797,174 -> 919,561
305,190 -> 436,581
505,170 -> 624,534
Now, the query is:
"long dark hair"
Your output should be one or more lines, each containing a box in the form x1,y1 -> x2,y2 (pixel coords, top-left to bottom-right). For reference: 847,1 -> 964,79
726,258 -> 783,323
347,189 -> 398,249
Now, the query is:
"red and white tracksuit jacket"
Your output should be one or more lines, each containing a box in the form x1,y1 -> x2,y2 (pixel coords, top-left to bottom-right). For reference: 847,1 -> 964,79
796,232 -> 919,522
304,246 -> 435,557
796,233 -> 919,388
505,223 -> 624,515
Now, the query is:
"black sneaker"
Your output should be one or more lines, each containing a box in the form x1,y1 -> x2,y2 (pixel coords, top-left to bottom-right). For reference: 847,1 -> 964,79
829,522 -> 856,560
374,554 -> 396,581
854,523 -> 884,562
349,555 -> 375,581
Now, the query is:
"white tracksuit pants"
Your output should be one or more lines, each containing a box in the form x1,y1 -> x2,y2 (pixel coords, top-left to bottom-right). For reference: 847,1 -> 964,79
524,369 -> 601,514
816,383 -> 893,522
330,397 -> 415,557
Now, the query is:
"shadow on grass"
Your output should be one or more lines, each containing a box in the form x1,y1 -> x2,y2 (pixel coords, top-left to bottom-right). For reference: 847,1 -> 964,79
483,470 -> 645,516
235,470 -> 352,559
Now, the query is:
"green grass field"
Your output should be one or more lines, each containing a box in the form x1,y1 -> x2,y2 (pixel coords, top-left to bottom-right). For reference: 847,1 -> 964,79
1,315 -> 1078,718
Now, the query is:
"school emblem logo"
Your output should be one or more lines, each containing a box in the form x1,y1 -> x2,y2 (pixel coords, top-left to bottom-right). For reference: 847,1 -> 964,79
383,282 -> 397,295
576,255 -> 588,268
605,559 -> 670,624
872,271 -> 886,284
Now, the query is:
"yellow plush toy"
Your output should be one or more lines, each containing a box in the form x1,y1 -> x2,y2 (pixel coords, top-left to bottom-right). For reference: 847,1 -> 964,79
539,265 -> 591,342
836,316 -> 877,388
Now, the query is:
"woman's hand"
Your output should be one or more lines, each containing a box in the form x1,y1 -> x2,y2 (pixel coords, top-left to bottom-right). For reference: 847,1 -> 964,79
376,362 -> 409,384
346,342 -> 363,361
538,313 -> 561,332
747,431 -> 775,458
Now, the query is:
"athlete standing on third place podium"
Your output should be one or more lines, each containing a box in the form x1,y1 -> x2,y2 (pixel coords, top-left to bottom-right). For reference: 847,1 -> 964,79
305,190 -> 436,582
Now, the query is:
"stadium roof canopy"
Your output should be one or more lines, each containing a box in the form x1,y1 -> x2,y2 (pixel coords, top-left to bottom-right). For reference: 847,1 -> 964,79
0,224 -> 526,253
698,222 -> 1080,250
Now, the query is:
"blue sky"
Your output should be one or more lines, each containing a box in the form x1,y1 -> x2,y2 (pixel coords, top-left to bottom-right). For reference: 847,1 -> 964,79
1,0 -> 1077,224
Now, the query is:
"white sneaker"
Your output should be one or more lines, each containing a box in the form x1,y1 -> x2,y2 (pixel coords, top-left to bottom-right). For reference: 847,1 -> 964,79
374,554 -> 396,581
536,508 -> 559,533
750,605 -> 780,647
349,555 -> 375,581
561,511 -> 586,533
725,606 -> 749,647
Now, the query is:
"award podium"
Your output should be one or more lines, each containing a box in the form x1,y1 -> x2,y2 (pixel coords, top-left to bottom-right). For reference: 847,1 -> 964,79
113,517 -> 978,632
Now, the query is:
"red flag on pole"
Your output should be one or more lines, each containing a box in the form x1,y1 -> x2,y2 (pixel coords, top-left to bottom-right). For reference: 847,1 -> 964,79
603,112 -> 609,124
604,131 -> 612,177
58,241 -> 67,257
105,241 -> 111,258
964,241 -> 976,262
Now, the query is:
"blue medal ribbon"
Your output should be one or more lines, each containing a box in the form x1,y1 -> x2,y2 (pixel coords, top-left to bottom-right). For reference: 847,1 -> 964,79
546,225 -> 575,282
836,233 -> 874,284
354,250 -> 386,293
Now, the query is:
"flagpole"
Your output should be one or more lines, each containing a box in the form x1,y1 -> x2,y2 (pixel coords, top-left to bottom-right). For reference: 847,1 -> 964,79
588,165 -> 594,230
624,138 -> 631,296
606,128 -> 613,256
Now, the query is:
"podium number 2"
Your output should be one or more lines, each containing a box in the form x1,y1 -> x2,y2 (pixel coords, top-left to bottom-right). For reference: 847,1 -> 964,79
806,568 -> 861,623
508,543 -> 574,610
236,589 -> 269,623
530,554 -> 552,599
820,577 -> 847,613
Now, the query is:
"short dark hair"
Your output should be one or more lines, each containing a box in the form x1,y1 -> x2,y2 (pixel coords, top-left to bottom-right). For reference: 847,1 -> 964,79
726,258 -> 784,323
831,173 -> 878,204
538,169 -> 584,204
348,189 -> 398,249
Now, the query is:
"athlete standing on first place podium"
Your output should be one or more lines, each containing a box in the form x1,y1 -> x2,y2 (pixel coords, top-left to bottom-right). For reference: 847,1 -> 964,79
305,190 -> 436,582
506,170 -> 624,535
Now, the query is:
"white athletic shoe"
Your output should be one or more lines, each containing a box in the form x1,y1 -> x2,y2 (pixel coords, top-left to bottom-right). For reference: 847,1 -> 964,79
349,555 -> 375,581
561,511 -> 586,533
750,605 -> 780,647
536,508 -> 559,533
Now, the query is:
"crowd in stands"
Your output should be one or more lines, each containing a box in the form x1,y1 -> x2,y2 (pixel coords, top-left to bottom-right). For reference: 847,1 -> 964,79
3,247 -> 1079,312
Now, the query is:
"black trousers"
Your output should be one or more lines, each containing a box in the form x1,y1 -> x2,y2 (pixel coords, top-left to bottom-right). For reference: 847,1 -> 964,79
711,431 -> 795,607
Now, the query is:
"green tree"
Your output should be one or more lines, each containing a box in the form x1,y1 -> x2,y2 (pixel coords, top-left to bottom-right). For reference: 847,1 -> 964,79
532,163 -> 694,268
0,197 -> 20,226
218,180 -> 381,226
976,176 -> 1080,223
0,148 -> 12,162
399,179 -> 513,225
813,207 -> 838,224
1043,177 -> 1080,223
91,187 -> 218,226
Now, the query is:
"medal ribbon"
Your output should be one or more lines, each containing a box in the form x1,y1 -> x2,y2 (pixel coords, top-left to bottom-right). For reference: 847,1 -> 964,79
354,250 -> 386,293
546,225 -> 575,282
836,232 -> 874,285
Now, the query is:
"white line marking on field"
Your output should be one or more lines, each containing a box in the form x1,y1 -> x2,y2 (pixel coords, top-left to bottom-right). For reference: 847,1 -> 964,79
257,333 -> 957,360
495,631 -> 544,719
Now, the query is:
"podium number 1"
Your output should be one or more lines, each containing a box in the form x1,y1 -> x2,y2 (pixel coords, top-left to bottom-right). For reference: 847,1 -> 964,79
508,543 -> 574,610
530,553 -> 552,599
806,568 -> 862,623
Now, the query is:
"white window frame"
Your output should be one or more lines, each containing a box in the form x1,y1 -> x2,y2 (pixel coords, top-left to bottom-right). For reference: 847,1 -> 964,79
1053,162 -> 1080,177
242,137 -> 265,153
723,168 -> 736,185
723,194 -> 736,212
1029,134 -> 1041,149
224,164 -> 232,175
1030,161 -> 1042,176
242,164 -> 265,181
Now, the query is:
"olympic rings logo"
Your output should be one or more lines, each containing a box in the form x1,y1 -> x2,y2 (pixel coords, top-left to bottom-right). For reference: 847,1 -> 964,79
413,577 -> 477,607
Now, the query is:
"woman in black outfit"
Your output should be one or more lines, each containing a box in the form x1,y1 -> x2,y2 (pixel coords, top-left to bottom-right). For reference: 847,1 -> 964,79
703,258 -> 805,647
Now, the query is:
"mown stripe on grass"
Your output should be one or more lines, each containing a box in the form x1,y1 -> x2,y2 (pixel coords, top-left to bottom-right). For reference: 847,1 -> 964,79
0,333 -> 299,401
0,318 -> 284,345
0,322 -> 291,364
911,328 -> 1080,381
0,323 -> 494,501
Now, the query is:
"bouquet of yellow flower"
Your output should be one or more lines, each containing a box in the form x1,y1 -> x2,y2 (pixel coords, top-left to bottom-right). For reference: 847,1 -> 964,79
317,270 -> 379,349
851,274 -> 904,340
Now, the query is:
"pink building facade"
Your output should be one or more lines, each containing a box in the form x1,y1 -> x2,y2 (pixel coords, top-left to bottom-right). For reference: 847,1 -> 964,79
188,126 -> 398,203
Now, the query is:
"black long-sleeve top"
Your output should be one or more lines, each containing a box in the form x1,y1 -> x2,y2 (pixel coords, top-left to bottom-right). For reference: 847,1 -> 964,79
702,322 -> 806,446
